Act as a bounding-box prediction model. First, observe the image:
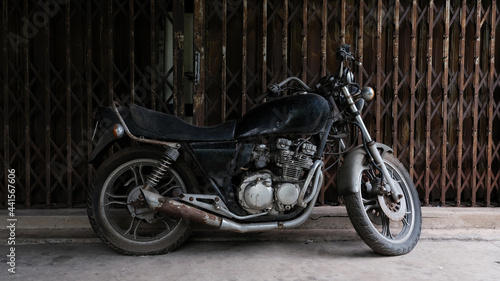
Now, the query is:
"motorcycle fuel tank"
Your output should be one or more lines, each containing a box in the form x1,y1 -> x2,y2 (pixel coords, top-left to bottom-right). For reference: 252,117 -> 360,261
235,93 -> 330,139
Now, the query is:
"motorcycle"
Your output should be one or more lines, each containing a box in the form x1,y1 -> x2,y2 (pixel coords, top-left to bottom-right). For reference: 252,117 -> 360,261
87,44 -> 421,256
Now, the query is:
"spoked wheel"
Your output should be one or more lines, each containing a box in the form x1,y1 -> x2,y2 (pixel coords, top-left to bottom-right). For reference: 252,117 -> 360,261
344,153 -> 422,256
87,146 -> 198,255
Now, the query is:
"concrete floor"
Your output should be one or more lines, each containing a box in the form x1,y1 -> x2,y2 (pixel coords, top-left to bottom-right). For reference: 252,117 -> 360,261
1,240 -> 500,280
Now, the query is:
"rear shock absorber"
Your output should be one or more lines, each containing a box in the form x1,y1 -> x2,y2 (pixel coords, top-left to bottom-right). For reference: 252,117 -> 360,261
143,146 -> 180,191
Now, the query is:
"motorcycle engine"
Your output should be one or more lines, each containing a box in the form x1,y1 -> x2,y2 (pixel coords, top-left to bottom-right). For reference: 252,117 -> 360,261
238,138 -> 316,214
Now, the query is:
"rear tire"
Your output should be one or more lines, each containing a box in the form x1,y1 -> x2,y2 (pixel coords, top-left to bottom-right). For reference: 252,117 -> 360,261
344,153 -> 422,256
87,146 -> 198,255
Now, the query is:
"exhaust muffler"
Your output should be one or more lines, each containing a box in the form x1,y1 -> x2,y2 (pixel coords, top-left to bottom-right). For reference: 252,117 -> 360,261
140,167 -> 323,233
141,190 -> 223,228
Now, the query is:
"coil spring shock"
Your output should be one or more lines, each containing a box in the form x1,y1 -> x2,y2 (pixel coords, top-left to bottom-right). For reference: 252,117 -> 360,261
144,146 -> 180,190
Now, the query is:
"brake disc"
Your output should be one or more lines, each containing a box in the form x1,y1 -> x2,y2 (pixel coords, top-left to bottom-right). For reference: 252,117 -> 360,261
377,193 -> 406,221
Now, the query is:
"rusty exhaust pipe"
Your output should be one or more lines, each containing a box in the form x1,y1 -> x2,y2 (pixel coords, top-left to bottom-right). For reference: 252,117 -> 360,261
141,169 -> 322,233
141,190 -> 222,228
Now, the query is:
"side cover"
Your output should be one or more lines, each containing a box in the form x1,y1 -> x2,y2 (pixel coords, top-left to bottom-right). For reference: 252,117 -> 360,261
235,93 -> 330,139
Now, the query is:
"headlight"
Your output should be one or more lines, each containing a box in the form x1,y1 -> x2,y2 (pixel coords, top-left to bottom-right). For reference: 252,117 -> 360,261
360,86 -> 375,101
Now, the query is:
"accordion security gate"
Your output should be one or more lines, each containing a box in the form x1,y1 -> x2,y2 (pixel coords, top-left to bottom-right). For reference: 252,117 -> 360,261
1,0 -> 499,208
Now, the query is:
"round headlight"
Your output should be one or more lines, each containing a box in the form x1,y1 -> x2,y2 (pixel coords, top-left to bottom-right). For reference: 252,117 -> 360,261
360,86 -> 375,101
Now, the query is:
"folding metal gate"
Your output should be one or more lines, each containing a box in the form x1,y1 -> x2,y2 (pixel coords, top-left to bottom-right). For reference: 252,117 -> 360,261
1,0 -> 499,208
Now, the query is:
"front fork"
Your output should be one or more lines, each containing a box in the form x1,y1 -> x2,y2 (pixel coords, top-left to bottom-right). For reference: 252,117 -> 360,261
341,86 -> 404,203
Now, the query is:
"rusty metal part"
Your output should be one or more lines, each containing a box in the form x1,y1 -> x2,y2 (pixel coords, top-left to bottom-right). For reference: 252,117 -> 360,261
141,167 -> 323,233
193,0 -> 205,126
2,0 -> 500,209
441,1 -> 450,206
456,0 -> 466,206
111,101 -> 180,149
424,0 -> 434,206
142,190 -> 223,228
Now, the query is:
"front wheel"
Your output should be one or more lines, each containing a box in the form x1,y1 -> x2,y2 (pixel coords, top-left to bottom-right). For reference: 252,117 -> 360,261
344,153 -> 422,256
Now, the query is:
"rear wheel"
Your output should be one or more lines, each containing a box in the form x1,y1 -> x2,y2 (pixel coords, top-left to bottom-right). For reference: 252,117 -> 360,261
344,153 -> 422,256
87,146 -> 198,255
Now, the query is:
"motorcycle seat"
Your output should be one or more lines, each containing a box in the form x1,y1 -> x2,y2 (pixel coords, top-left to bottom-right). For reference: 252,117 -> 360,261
126,104 -> 236,141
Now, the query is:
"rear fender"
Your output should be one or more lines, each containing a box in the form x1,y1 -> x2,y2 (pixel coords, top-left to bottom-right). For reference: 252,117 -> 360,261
88,127 -> 117,164
88,106 -> 128,164
337,143 -> 393,196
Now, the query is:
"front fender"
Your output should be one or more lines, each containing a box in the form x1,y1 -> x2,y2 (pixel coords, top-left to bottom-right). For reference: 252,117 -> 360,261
336,143 -> 393,196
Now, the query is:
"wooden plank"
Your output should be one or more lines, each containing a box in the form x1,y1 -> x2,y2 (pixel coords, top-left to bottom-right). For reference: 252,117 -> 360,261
424,0 -> 434,205
441,0 -> 450,206
173,0 -> 185,117
393,0 -> 400,156
193,0 -> 205,125
487,0 -> 496,206
457,0 -> 466,205
66,2 -> 72,207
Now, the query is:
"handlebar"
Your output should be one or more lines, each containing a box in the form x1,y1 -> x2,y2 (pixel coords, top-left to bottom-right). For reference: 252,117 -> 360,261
255,45 -> 361,103
255,77 -> 312,103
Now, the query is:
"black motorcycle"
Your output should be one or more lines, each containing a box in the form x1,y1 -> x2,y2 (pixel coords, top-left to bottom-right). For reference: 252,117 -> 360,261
87,45 -> 421,256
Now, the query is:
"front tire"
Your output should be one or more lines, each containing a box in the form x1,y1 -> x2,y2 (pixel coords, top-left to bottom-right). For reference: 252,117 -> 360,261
344,153 -> 422,256
87,146 -> 198,255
